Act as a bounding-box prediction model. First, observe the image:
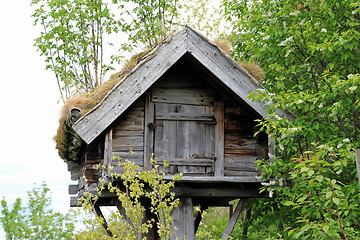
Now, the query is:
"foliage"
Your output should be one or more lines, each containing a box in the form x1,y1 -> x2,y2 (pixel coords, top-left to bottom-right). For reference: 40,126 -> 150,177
76,153 -> 181,239
178,0 -> 229,39
0,182 -> 74,240
31,0 -> 229,102
223,0 -> 360,238
114,0 -> 179,51
283,147 -> 360,239
31,0 -> 119,102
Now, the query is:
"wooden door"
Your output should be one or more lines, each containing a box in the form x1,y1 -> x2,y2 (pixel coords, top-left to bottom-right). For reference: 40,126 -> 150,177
153,103 -> 216,175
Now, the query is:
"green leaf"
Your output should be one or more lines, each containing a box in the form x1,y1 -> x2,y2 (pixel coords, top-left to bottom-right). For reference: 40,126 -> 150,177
332,197 -> 340,205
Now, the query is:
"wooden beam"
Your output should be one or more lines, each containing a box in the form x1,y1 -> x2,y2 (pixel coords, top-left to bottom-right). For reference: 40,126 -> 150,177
144,91 -> 155,171
355,149 -> 360,187
94,205 -> 113,237
163,175 -> 263,183
214,101 -> 224,176
171,187 -> 264,198
221,198 -> 247,239
102,129 -> 113,180
68,184 -> 78,195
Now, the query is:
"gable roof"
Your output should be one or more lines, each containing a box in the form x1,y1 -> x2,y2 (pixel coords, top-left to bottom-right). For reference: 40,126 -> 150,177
73,26 -> 294,144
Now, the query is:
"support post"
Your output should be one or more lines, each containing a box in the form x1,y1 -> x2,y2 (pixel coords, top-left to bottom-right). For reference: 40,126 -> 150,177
242,207 -> 252,236
171,197 -> 195,240
221,198 -> 247,239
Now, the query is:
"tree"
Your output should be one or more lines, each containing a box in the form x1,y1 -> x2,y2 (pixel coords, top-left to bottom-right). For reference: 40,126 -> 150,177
223,0 -> 360,238
31,0 -> 119,102
31,0 -> 229,102
0,182 -> 75,240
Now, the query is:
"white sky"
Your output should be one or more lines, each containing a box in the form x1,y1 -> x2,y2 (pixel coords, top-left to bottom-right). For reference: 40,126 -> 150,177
0,1 -> 74,236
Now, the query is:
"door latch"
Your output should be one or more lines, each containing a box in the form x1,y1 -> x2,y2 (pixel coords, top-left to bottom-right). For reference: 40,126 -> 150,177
148,123 -> 164,130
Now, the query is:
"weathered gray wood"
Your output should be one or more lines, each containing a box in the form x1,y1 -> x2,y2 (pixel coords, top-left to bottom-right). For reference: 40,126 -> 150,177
356,149 -> 360,187
144,92 -> 154,171
68,184 -> 78,195
170,197 -> 194,240
70,196 -> 80,207
224,170 -> 259,177
102,129 -> 113,179
171,187 -> 265,198
163,175 -> 263,183
214,102 -> 225,176
73,29 -> 188,144
151,88 -> 215,106
156,112 -> 215,122
156,158 -> 214,166
70,171 -> 83,181
221,198 -> 247,239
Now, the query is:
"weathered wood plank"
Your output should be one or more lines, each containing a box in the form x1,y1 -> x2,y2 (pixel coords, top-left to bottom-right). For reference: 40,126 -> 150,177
171,187 -> 263,198
170,197 -> 194,240
152,89 -> 215,106
214,102 -> 225,176
221,199 -> 247,239
224,170 -> 259,177
162,175 -> 263,183
156,158 -> 214,166
112,136 -> 144,148
156,112 -> 215,122
68,184 -> 79,195
102,129 -> 113,179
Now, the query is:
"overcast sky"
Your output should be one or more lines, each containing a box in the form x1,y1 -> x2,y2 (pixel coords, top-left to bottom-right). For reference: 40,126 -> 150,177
0,1 -> 74,236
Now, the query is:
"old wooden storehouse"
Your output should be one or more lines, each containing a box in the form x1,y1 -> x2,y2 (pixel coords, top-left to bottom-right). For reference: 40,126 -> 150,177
64,26 -> 292,239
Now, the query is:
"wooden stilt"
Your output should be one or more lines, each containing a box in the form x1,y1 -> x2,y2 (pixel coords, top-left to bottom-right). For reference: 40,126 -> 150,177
94,205 -> 113,237
171,197 -> 195,240
221,198 -> 247,239
242,207 -> 252,236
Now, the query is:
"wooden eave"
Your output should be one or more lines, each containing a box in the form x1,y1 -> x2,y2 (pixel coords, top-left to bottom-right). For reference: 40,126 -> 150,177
73,26 -> 294,144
